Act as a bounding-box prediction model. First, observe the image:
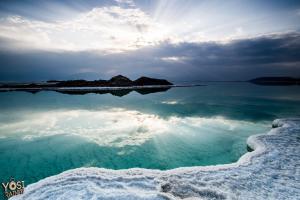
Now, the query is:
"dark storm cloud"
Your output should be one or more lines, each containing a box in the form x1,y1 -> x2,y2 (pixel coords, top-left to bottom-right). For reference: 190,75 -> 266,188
0,32 -> 300,82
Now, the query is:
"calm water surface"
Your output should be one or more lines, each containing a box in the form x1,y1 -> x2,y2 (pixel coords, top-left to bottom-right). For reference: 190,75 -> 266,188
0,83 -> 300,187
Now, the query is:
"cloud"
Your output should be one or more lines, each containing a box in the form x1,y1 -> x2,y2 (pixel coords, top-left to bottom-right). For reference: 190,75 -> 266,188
0,32 -> 299,81
0,6 -> 168,52
1,0 -> 300,54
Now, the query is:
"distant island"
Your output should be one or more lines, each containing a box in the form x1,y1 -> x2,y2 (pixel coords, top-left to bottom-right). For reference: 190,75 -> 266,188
1,75 -> 173,88
249,77 -> 300,85
0,75 -> 175,96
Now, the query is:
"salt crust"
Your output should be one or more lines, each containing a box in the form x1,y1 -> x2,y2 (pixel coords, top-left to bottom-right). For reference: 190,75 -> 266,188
12,119 -> 300,200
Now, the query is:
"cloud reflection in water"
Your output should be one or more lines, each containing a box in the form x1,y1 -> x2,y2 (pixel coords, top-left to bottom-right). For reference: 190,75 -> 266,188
0,108 -> 266,148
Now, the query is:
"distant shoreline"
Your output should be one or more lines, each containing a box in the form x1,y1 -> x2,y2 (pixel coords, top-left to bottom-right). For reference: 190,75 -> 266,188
0,84 -> 205,96
0,75 -> 174,89
0,84 -> 204,91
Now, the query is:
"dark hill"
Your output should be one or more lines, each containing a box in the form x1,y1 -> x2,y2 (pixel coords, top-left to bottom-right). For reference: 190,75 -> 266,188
133,76 -> 173,86
109,75 -> 132,86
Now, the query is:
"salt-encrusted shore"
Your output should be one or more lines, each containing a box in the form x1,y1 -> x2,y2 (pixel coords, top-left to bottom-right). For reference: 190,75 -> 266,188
12,119 -> 300,200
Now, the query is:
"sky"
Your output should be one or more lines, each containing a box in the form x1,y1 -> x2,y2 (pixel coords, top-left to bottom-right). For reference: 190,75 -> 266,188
0,0 -> 299,82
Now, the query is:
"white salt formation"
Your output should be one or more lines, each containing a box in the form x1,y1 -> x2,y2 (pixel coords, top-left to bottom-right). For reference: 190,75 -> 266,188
12,119 -> 300,200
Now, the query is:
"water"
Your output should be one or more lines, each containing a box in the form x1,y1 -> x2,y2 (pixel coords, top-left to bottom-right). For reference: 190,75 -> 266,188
0,83 -> 300,188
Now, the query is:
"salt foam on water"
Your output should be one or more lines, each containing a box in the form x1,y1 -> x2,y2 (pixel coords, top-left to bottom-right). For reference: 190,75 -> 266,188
12,119 -> 300,200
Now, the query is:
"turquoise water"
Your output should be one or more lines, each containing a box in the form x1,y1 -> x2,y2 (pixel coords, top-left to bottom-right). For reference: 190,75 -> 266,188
0,83 -> 300,189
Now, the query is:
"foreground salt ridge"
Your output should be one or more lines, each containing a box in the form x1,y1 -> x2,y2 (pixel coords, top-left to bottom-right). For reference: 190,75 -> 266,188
12,119 -> 300,200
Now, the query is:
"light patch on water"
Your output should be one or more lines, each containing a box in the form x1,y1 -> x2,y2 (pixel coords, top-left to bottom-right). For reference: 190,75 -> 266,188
0,108 -> 262,147
161,100 -> 180,105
